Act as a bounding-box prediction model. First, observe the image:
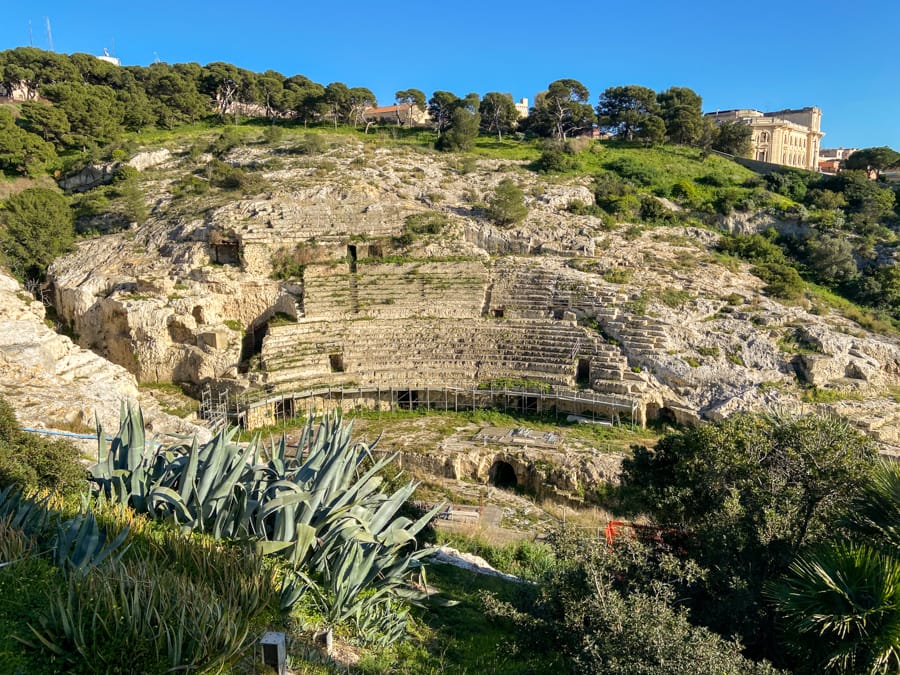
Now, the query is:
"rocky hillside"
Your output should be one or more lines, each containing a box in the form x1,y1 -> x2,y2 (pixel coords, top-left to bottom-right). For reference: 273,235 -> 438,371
0,269 -> 206,439
45,132 -> 900,452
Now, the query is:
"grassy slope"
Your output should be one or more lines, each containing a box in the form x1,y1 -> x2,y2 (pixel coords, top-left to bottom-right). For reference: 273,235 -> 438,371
358,563 -> 559,675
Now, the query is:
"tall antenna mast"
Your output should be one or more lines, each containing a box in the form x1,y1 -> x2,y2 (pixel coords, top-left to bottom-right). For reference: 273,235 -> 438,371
45,17 -> 53,51
28,20 -> 33,46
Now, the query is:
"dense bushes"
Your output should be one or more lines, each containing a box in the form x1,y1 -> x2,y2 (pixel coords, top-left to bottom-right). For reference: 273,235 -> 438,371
621,412 -> 876,661
0,396 -> 85,495
0,187 -> 74,281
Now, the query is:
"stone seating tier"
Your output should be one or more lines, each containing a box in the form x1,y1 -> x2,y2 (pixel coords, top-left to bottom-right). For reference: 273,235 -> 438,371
259,318 -> 630,391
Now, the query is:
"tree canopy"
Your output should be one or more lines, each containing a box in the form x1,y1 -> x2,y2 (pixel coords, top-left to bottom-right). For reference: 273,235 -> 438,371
843,146 -> 900,178
528,79 -> 595,140
0,187 -> 75,280
622,412 -> 877,653
478,92 -> 519,140
597,85 -> 665,142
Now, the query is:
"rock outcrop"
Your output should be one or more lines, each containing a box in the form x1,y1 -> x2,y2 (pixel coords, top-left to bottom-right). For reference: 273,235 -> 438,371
43,139 -> 900,453
0,271 -> 206,439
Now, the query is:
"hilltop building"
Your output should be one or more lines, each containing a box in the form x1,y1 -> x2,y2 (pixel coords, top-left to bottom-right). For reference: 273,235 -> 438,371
705,107 -> 824,171
96,49 -> 120,66
514,98 -> 529,118
818,147 -> 858,173
364,103 -> 430,126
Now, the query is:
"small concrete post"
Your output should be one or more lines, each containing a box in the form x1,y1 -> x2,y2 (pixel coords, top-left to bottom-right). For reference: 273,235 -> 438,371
261,631 -> 286,674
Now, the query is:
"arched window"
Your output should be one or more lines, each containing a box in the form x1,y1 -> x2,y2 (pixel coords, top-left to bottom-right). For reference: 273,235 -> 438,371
759,131 -> 769,143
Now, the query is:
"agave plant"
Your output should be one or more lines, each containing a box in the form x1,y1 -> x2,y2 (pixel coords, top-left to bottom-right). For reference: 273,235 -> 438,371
24,559 -> 254,673
89,404 -> 444,648
0,484 -> 51,537
53,498 -> 130,576
766,542 -> 900,674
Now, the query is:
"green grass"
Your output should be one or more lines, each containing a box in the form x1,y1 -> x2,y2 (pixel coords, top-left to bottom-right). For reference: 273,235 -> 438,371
804,283 -> 899,334
800,386 -> 864,404
0,557 -> 61,674
356,563 -> 559,675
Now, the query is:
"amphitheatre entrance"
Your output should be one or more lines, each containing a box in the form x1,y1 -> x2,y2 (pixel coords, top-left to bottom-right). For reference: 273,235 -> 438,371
489,461 -> 518,489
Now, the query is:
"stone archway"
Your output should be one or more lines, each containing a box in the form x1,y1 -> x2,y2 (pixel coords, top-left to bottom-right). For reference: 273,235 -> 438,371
489,460 -> 518,489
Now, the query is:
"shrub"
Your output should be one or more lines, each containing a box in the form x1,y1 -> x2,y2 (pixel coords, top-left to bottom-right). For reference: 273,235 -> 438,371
205,160 -> 268,194
261,125 -> 284,144
536,148 -> 575,173
714,187 -> 745,215
291,133 -> 328,155
0,396 -> 86,494
639,195 -> 675,224
718,233 -> 786,265
670,180 -> 700,207
170,174 -> 210,198
208,126 -> 242,157
753,262 -> 806,300
404,212 -> 448,235
486,179 -> 528,226
604,156 -> 660,186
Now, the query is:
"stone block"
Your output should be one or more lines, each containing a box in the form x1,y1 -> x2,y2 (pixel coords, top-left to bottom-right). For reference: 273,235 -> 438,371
198,330 -> 229,351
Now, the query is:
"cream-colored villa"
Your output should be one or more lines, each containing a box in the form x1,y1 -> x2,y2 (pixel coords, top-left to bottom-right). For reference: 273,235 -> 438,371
705,107 -> 824,171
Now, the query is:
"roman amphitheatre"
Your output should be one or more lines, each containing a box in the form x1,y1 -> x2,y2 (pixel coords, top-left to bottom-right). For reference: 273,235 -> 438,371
0,129 -> 891,526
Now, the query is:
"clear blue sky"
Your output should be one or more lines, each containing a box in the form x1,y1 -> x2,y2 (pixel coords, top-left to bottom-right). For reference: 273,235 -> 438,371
3,1 -> 898,148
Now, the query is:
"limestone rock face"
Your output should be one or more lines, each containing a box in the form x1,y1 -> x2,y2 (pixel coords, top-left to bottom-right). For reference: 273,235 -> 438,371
43,140 -> 900,454
0,271 -> 204,439
49,218 -> 286,385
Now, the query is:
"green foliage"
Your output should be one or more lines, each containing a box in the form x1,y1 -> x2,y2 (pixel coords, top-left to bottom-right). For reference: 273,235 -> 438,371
26,554 -> 263,673
404,211 -> 448,236
535,147 -> 576,173
52,504 -> 130,576
89,405 -> 439,647
205,158 -> 269,193
842,146 -> 900,178
290,132 -> 328,155
597,85 -> 665,143
436,107 -> 480,152
484,528 -> 779,674
525,79 -> 595,140
0,396 -> 86,495
753,261 -> 806,301
622,412 -> 877,653
605,155 -> 661,186
766,458 -> 900,674
712,120 -> 752,156
0,187 -> 74,280
803,232 -> 858,284
767,543 -> 900,675
169,173 -> 210,198
261,124 -> 284,144
0,108 -> 57,176
478,92 -> 519,141
849,458 -> 900,550
209,125 -> 242,156
485,178 -> 528,226
657,86 -> 704,145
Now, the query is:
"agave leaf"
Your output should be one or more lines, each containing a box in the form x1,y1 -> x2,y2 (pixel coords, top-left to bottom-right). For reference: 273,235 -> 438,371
149,486 -> 194,524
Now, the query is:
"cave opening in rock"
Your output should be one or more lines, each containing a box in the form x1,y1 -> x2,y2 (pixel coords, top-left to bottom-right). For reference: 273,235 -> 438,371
658,406 -> 677,425
489,460 -> 518,489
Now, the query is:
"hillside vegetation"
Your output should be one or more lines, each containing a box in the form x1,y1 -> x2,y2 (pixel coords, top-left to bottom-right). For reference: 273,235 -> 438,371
1,48 -> 899,673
